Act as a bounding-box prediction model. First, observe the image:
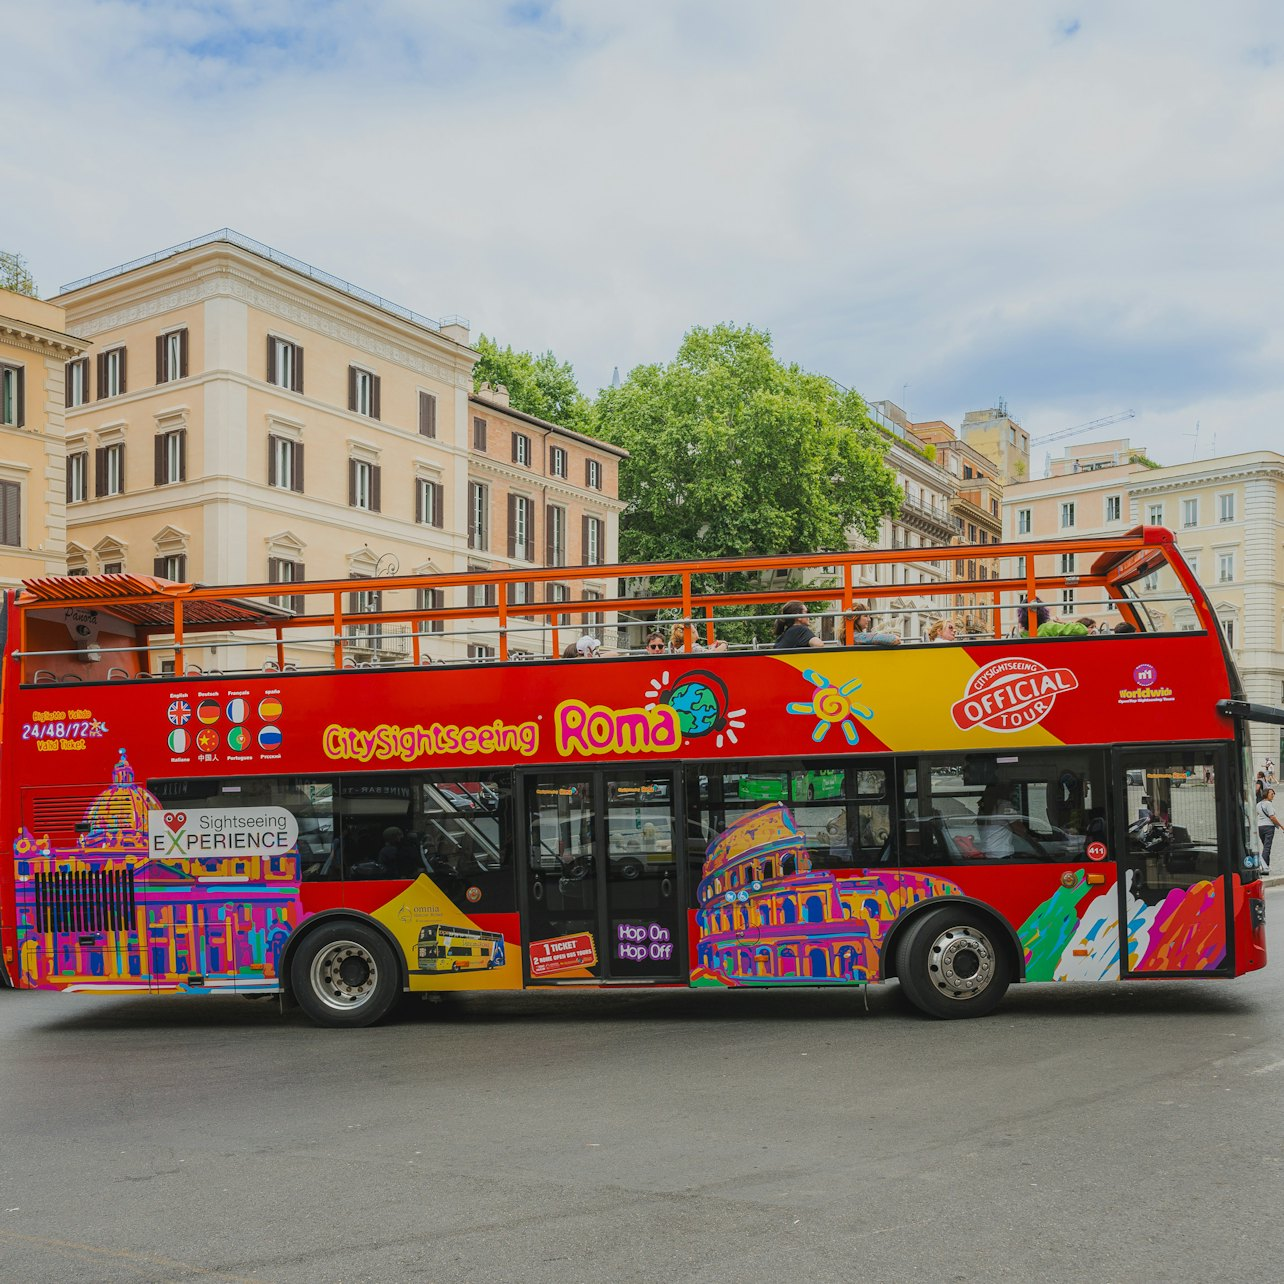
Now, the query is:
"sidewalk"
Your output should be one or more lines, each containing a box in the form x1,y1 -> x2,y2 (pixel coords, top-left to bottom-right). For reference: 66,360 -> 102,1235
1264,873 -> 1284,891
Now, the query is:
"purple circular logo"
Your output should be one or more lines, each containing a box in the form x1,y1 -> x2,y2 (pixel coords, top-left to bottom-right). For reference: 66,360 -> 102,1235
1134,663 -> 1156,686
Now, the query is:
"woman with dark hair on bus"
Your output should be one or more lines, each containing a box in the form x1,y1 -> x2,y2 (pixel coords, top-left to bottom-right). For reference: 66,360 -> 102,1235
773,601 -> 825,650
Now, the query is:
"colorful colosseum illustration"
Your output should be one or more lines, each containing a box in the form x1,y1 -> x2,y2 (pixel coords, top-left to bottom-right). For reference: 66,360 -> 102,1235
694,803 -> 960,984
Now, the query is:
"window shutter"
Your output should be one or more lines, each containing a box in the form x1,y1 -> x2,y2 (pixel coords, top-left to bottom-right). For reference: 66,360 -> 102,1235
371,375 -> 381,421
524,497 -> 536,562
154,556 -> 166,578
94,447 -> 106,496
370,465 -> 382,513
267,335 -> 276,382
177,429 -> 186,482
511,434 -> 519,463
179,329 -> 189,379
348,366 -> 357,412
268,558 -> 280,585
154,434 -> 165,486
175,555 -> 187,582
432,482 -> 444,529
415,480 -> 423,524
348,459 -> 357,507
293,441 -> 304,493
96,353 -> 106,400
14,367 -> 23,428
65,458 -> 73,503
419,391 -> 436,437
268,436 -> 277,487
156,335 -> 165,383
467,485 -> 477,545
582,514 -> 590,561
507,494 -> 517,558
0,482 -> 18,547
64,363 -> 72,409
293,343 -> 303,394
119,347 -> 126,395
585,459 -> 592,487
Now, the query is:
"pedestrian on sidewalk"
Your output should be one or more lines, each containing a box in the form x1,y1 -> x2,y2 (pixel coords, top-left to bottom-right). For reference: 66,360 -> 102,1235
1256,788 -> 1283,874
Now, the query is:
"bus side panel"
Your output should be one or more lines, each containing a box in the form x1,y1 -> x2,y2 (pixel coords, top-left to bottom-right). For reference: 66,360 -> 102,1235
1232,876 -> 1267,976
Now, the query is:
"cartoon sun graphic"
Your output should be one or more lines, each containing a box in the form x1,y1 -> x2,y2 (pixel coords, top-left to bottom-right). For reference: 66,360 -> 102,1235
645,669 -> 746,748
786,668 -> 874,744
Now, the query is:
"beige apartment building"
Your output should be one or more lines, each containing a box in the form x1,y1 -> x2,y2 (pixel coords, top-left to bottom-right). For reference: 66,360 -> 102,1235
51,232 -> 623,664
961,404 -> 1031,484
1004,439 -> 1284,769
0,289 -> 90,587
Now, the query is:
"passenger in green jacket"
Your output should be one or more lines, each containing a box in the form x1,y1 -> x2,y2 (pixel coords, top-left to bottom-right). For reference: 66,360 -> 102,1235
1018,598 -> 1090,638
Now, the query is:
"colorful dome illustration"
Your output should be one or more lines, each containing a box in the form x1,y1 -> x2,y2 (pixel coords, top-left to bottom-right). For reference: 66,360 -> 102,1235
83,749 -> 160,841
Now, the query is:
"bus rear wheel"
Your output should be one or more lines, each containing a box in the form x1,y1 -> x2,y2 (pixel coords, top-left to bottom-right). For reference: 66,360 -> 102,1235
291,921 -> 400,1028
895,907 -> 1010,1019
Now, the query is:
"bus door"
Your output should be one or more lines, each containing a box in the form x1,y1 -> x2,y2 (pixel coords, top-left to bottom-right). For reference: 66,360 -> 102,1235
1114,747 -> 1232,975
521,768 -> 684,982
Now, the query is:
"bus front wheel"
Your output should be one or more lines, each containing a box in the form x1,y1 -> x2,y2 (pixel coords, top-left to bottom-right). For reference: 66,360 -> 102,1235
291,920 -> 400,1028
895,907 -> 1010,1019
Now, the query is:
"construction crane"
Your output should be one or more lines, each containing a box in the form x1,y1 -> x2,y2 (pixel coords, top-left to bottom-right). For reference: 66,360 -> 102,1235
1030,410 -> 1135,448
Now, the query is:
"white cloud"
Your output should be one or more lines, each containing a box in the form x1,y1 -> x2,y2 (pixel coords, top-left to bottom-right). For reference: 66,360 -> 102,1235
8,0 -> 1284,463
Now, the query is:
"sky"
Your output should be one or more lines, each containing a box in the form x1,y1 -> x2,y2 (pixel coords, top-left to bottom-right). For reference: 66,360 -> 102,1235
6,0 -> 1284,467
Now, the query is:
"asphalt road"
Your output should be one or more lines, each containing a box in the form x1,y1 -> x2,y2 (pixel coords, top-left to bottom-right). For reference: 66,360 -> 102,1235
3,893 -> 1283,1284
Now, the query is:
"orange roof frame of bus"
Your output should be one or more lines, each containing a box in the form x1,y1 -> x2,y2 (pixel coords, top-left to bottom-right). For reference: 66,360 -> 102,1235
14,525 -> 1210,672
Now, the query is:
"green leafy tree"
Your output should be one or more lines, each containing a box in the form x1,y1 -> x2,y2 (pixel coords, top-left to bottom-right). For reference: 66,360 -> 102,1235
472,335 -> 592,430
0,251 -> 37,298
594,323 -> 902,640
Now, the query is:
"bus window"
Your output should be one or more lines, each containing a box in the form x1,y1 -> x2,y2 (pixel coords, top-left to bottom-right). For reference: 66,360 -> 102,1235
899,751 -> 1107,865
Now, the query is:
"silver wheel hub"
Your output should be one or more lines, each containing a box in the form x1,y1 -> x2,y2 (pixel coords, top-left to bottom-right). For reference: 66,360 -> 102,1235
310,940 -> 378,1011
926,925 -> 995,1001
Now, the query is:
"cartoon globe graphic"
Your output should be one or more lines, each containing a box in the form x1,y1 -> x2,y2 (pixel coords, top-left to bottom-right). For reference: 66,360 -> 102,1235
667,675 -> 726,738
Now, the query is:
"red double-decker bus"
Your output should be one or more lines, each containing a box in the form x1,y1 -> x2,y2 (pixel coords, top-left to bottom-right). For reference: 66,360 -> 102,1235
0,528 -> 1268,1025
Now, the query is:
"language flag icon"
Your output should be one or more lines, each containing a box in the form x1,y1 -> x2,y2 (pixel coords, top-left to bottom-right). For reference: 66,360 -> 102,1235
167,700 -> 191,726
258,697 -> 283,721
196,728 -> 219,753
197,699 -> 221,725
226,697 -> 249,723
226,726 -> 250,751
167,728 -> 189,753
258,725 -> 283,749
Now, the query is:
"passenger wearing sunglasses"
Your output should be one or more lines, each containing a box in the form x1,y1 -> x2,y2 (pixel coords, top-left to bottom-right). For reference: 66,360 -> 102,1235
645,631 -> 667,654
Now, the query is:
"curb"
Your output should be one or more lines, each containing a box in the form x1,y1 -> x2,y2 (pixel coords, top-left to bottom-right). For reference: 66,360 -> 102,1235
1263,874 -> 1284,891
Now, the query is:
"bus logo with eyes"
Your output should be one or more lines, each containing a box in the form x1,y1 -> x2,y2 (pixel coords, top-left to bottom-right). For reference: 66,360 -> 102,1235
951,657 -> 1078,733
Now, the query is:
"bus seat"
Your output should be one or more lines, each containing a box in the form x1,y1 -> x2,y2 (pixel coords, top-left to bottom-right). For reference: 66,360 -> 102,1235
34,669 -> 56,684
59,673 -> 83,683
107,667 -> 130,680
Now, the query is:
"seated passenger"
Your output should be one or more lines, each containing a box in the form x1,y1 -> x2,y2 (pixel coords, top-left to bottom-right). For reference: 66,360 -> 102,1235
773,602 -> 826,650
927,617 -> 958,643
1018,598 -> 1089,638
848,602 -> 900,647
669,623 -> 728,653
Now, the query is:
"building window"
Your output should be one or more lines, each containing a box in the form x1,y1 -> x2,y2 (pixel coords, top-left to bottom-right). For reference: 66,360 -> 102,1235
156,329 -> 188,384
268,435 -> 304,492
348,366 -> 380,419
65,358 -> 89,409
0,363 -> 23,427
347,576 -> 383,648
417,587 -> 445,634
548,582 -> 570,627
1060,553 -> 1076,574
585,459 -> 603,490
583,515 -> 603,565
1146,503 -> 1163,526
508,494 -> 535,561
468,644 -> 496,660
0,480 -> 19,546
96,443 -> 125,497
154,429 -> 186,486
349,458 -> 381,511
97,347 -> 126,399
546,503 -> 566,566
466,567 -> 497,610
512,433 -> 532,466
153,553 -> 187,581
1061,588 -> 1075,609
268,337 -> 304,393
418,391 -> 437,438
1221,617 -> 1236,649
269,557 -> 304,614
101,560 -> 122,575
1142,571 -> 1159,591
66,451 -> 88,504
468,481 -> 489,551
416,478 -> 444,528
550,445 -> 567,479
1218,493 -> 1235,523
1016,508 -> 1031,536
582,588 -> 604,637
1218,552 -> 1234,584
1105,495 -> 1121,522
473,417 -> 487,451
1059,502 -> 1075,530
1182,498 -> 1198,528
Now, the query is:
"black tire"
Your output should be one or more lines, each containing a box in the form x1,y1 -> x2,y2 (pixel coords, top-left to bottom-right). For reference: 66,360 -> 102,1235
894,906 -> 1011,1019
289,919 -> 401,1028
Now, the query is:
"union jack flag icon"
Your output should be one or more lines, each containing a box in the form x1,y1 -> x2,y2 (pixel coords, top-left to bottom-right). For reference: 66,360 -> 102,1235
167,700 -> 192,726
